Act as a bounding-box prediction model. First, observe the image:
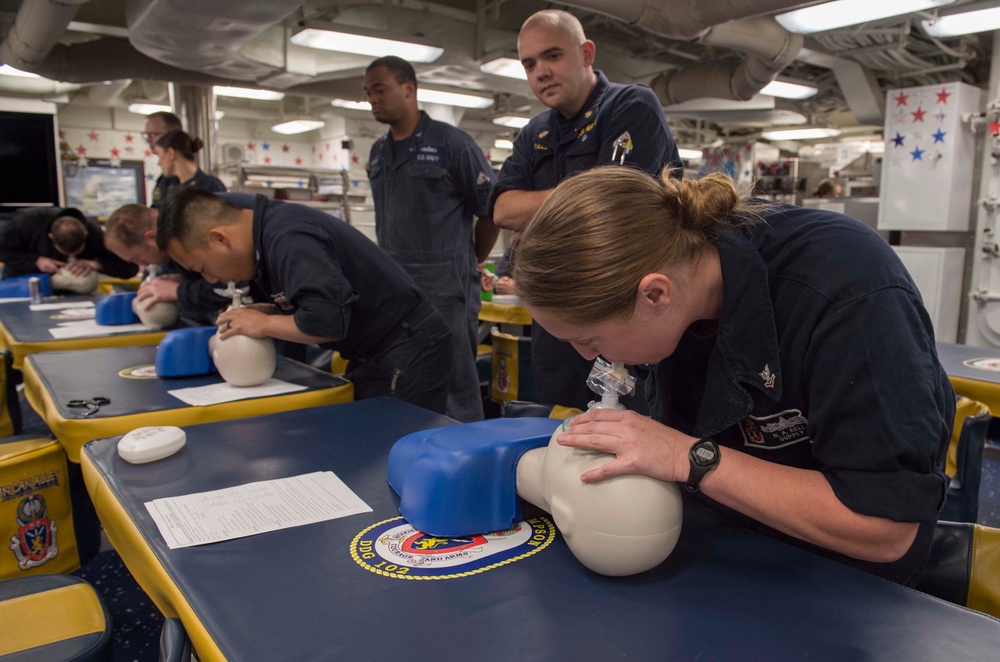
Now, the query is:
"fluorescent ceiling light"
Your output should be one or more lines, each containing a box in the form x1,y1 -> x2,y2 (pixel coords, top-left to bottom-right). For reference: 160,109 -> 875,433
776,0 -> 956,33
332,91 -> 492,110
0,65 -> 41,78
331,99 -> 372,111
761,127 -> 842,141
493,115 -> 531,128
480,57 -> 527,80
418,89 -> 493,109
922,6 -> 1000,36
494,138 -> 514,150
214,86 -> 285,101
290,27 -> 443,63
760,79 -> 818,100
215,110 -> 225,120
127,103 -> 173,115
271,120 -> 326,135
678,148 -> 704,160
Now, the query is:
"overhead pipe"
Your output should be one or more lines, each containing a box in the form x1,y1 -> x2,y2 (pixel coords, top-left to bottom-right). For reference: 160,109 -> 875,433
560,0 -> 809,104
651,16 -> 803,104
557,0 -> 812,40
0,0 -> 91,71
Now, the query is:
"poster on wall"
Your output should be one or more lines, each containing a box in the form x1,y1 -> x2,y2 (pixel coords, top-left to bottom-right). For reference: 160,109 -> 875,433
64,159 -> 145,217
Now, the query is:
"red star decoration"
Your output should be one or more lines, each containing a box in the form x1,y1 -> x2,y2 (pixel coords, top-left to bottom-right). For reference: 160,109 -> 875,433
88,131 -> 99,141
326,143 -> 331,150
110,147 -> 120,157
351,154 -> 359,164
264,156 -> 271,164
295,156 -> 303,165
58,130 -> 65,138
282,144 -> 290,152
76,145 -> 87,155
144,149 -> 151,157
124,134 -> 135,143
911,106 -> 926,122
894,92 -> 909,107
311,145 -> 316,153
318,153 -> 323,160
784,158 -> 793,167
936,88 -> 951,104
745,144 -> 752,152
246,142 -> 255,150
989,121 -> 1000,136
710,154 -> 719,164
833,170 -> 840,177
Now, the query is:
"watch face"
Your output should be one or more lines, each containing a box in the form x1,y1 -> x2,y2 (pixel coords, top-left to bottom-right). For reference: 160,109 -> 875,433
692,444 -> 718,467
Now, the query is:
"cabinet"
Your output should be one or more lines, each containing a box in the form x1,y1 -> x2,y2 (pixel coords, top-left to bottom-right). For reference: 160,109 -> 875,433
218,164 -> 367,225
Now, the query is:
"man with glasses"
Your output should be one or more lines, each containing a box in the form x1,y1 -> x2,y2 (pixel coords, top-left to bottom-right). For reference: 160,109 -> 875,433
143,111 -> 182,208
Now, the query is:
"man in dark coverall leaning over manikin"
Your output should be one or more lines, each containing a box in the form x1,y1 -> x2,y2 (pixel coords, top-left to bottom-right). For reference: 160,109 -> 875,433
0,206 -> 137,281
488,9 -> 683,411
365,55 -> 499,422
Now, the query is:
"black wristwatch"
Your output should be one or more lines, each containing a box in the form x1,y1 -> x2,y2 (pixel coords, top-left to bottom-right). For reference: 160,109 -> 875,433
685,438 -> 720,493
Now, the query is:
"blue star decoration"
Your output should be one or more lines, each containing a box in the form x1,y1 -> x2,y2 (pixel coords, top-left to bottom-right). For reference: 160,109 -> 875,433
262,142 -> 270,151
146,173 -> 155,181
892,133 -> 905,147
932,128 -> 946,143
910,146 -> 924,161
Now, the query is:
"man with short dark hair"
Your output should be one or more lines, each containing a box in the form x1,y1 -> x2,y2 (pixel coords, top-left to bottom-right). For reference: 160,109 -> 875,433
144,111 -> 183,207
157,187 -> 453,413
364,55 -> 498,422
0,206 -> 136,281
105,204 -> 230,323
488,9 -> 682,411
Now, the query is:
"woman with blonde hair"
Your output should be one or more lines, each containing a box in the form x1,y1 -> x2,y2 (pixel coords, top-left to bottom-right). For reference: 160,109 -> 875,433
513,166 -> 953,586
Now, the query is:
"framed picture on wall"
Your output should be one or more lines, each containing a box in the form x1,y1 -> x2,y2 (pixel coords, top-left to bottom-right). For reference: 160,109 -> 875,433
64,159 -> 146,217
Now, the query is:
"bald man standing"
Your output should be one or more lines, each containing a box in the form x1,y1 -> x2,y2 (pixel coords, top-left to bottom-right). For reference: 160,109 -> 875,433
488,9 -> 681,410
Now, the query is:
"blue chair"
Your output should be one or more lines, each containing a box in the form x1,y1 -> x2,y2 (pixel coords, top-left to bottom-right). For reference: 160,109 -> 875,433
918,521 -> 1000,619
940,397 -> 991,523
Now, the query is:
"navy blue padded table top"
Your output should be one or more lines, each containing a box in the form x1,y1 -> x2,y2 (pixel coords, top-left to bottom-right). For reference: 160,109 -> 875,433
28,345 -> 349,419
937,340 -> 1000,384
0,296 -> 118,342
83,399 -> 1000,661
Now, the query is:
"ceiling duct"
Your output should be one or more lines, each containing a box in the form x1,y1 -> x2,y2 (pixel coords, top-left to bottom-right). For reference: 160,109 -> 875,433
0,0 -> 91,71
125,0 -> 302,80
561,0 -> 807,105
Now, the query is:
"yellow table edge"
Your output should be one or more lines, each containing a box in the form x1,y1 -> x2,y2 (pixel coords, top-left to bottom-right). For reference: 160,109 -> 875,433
80,452 -> 227,662
479,301 -> 532,326
23,357 -> 354,463
948,375 -> 1000,418
2,324 -> 166,370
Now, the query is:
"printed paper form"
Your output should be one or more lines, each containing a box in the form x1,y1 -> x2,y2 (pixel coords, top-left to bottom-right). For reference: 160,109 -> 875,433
145,471 -> 372,549
48,319 -> 151,338
167,379 -> 307,406
30,301 -> 95,311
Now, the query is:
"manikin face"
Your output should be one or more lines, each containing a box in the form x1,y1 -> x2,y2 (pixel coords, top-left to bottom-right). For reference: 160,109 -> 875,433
363,66 -> 414,126
518,21 -> 595,118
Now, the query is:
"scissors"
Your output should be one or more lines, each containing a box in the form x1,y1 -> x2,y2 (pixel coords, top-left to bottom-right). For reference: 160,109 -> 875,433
66,396 -> 111,417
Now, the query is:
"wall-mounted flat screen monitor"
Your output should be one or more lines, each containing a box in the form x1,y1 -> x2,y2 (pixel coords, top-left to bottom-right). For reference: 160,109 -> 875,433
0,111 -> 60,207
